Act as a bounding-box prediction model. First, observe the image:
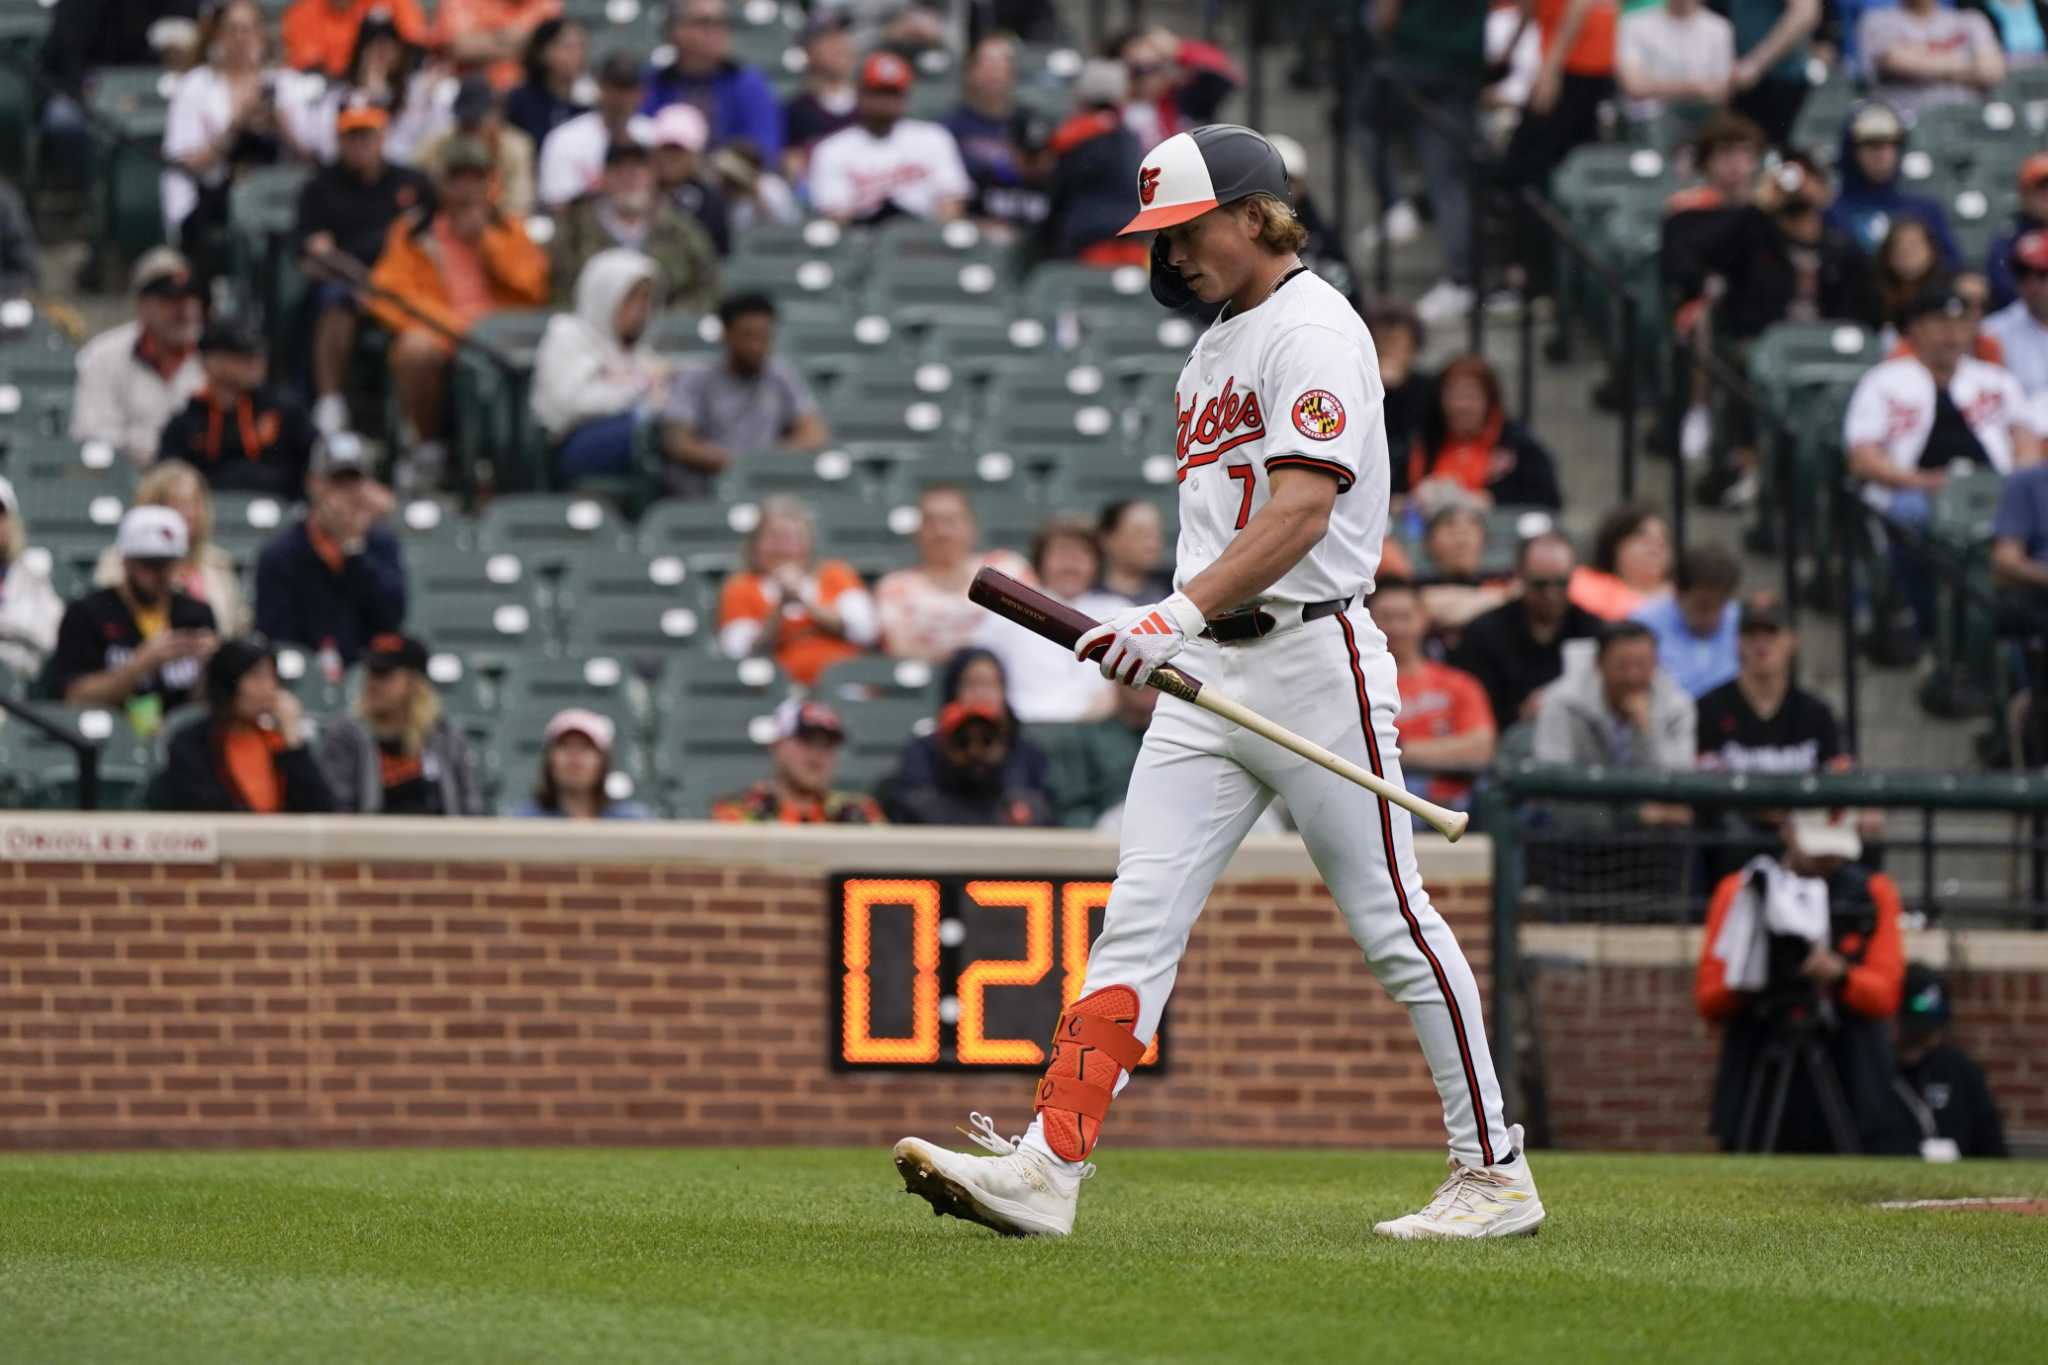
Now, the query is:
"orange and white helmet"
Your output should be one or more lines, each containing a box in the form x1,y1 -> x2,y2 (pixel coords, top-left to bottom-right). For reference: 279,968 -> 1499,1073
1119,124 -> 1292,235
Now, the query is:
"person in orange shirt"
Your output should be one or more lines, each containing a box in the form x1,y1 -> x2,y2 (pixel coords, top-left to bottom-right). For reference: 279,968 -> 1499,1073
367,136 -> 548,480
716,495 -> 877,687
1507,0 -> 1619,297
1372,579 -> 1496,809
1571,499 -> 1672,621
1696,809 -> 1907,1152
438,0 -> 562,91
281,0 -> 434,79
145,636 -> 338,813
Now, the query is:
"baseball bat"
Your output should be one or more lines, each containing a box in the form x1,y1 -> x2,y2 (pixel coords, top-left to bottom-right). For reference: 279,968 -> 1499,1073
968,569 -> 1471,842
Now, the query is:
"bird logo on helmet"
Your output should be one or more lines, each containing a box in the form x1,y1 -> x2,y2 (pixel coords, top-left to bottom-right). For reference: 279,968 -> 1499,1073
1119,125 -> 1292,309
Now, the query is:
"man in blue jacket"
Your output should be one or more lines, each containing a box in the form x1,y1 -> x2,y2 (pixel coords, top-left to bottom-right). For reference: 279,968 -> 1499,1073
1826,100 -> 1960,263
253,433 -> 407,667
640,0 -> 784,167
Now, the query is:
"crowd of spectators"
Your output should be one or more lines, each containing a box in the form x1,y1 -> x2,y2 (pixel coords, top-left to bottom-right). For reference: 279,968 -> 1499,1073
16,0 -> 2048,822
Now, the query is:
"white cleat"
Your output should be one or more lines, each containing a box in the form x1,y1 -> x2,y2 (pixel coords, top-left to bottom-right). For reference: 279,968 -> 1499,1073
892,1113 -> 1092,1238
1374,1124 -> 1546,1240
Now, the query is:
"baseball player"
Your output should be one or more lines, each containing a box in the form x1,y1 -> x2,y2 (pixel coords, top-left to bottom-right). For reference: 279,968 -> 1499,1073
892,126 -> 1544,1240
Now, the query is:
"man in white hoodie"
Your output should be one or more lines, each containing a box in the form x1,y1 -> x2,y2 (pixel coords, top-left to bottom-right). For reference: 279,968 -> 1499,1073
532,249 -> 670,485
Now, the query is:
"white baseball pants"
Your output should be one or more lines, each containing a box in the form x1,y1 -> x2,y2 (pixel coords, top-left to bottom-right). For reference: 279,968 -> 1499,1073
1046,604 -> 1513,1168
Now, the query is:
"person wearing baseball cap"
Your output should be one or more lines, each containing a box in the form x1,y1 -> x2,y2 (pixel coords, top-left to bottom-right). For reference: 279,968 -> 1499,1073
145,633 -> 339,814
1114,123 -> 1306,311
507,707 -> 653,819
545,119 -> 719,313
649,102 -> 732,255
1984,230 -> 2048,402
1694,593 -> 1850,881
416,76 -> 540,220
297,93 -> 432,435
710,698 -> 884,825
314,632 -> 485,816
805,51 -> 972,224
1886,963 -> 2009,1159
253,429 -> 406,668
46,506 -> 219,726
640,0 -> 785,165
1847,279 -> 2039,641
70,246 -> 205,465
880,647 -> 1053,827
367,120 -> 548,489
1986,154 -> 2048,310
1828,100 -> 1962,265
156,315 -> 320,500
0,473 -> 65,682
1039,57 -> 1145,264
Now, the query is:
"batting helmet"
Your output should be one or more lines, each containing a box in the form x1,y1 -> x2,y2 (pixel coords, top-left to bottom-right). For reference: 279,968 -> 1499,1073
1120,124 -> 1292,309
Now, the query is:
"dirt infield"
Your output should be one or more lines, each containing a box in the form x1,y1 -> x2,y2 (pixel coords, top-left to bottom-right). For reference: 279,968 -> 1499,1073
1875,1197 -> 2048,1215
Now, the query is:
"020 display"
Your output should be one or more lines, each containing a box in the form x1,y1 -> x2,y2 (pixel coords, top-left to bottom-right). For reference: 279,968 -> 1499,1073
833,875 -> 1165,1071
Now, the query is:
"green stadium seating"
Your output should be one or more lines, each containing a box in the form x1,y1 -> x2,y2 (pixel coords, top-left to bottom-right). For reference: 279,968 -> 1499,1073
407,591 -> 548,671
648,655 -> 793,802
1022,262 -> 1154,318
862,254 -> 1013,327
494,654 -> 642,718
556,585 -> 713,667
0,703 -> 149,809
206,491 -> 295,566
450,311 -> 550,493
12,473 -> 125,542
473,492 -> 629,570
1746,322 -> 1880,414
635,496 -> 757,575
917,316 -> 1057,385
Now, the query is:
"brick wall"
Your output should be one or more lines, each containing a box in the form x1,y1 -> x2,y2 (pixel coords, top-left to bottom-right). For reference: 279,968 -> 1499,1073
1528,933 -> 2048,1151
0,818 -> 1494,1151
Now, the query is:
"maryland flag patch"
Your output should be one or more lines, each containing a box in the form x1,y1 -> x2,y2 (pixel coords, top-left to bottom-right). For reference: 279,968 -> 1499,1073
1290,390 -> 1346,440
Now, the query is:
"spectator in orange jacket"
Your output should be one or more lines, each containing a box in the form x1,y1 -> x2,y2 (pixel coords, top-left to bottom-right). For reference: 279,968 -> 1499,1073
367,135 -> 548,483
281,0 -> 433,79
1696,809 -> 1908,1153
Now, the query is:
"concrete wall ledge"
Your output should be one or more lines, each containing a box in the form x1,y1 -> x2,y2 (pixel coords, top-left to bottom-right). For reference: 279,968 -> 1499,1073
0,812 -> 1492,881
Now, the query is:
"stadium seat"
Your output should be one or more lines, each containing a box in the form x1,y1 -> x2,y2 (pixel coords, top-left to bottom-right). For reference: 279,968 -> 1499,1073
862,254 -> 1014,327
12,474 -> 125,543
473,492 -> 628,571
407,592 -> 548,671
206,491 -> 295,566
811,654 -> 935,790
556,584 -> 713,668
648,655 -> 794,802
1746,322 -> 1880,414
494,653 -> 642,719
451,311 -> 550,494
1022,262 -> 1155,318
647,310 -> 721,361
636,496 -> 759,575
0,702 -> 148,808
918,316 -> 1055,386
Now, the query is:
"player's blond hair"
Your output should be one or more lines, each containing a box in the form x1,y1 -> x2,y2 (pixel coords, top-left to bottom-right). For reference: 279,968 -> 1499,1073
1241,193 -> 1310,255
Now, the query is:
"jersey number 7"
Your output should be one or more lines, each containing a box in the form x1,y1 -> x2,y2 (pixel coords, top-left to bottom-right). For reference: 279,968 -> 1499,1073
1227,465 -> 1254,530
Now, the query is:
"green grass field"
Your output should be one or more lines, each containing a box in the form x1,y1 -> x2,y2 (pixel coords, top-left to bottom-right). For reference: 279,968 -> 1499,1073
1,1146 -> 2044,1364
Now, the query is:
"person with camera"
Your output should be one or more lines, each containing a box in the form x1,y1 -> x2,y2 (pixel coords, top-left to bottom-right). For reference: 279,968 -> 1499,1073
1694,809 -> 1906,1153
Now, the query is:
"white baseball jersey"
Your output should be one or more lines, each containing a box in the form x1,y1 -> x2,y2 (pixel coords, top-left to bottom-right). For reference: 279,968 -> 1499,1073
1844,352 -> 2034,510
806,119 -> 972,222
1170,268 -> 1387,605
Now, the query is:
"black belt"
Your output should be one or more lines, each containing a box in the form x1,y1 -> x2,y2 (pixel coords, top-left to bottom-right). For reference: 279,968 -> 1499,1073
1201,596 -> 1351,643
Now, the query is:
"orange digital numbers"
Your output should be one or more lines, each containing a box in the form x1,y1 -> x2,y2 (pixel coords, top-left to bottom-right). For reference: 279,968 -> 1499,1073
834,875 -> 1162,1070
956,881 -> 1056,1065
840,878 -> 942,1064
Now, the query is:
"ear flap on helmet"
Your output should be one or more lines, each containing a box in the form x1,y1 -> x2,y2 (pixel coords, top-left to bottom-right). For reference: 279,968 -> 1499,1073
1147,231 -> 1194,310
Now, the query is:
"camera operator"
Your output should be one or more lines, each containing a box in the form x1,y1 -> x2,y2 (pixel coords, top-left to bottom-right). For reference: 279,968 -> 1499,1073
1695,809 -> 1905,1152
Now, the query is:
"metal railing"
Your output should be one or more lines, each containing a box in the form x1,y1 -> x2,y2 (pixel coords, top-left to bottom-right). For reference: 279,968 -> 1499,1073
0,691 -> 101,810
1480,764 -> 2048,1121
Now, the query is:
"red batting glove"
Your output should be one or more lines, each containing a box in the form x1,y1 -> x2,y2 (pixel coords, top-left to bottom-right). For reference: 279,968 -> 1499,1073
1074,592 -> 1206,688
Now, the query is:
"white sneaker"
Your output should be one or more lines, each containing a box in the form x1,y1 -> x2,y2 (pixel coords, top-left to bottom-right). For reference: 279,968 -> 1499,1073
892,1113 -> 1092,1238
1680,404 -> 1713,463
1374,1125 -> 1545,1240
312,393 -> 349,436
1414,280 -> 1477,325
1384,200 -> 1422,246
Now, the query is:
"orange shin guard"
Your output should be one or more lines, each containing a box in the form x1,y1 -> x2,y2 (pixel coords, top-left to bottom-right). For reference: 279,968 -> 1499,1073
1033,985 -> 1145,1161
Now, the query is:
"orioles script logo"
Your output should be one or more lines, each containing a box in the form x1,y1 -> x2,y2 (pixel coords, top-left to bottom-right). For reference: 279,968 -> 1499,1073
1175,378 -> 1265,480
1138,165 -> 1161,205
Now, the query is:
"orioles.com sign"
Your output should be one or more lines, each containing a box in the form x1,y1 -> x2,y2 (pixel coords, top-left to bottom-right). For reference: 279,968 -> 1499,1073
0,823 -> 219,863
